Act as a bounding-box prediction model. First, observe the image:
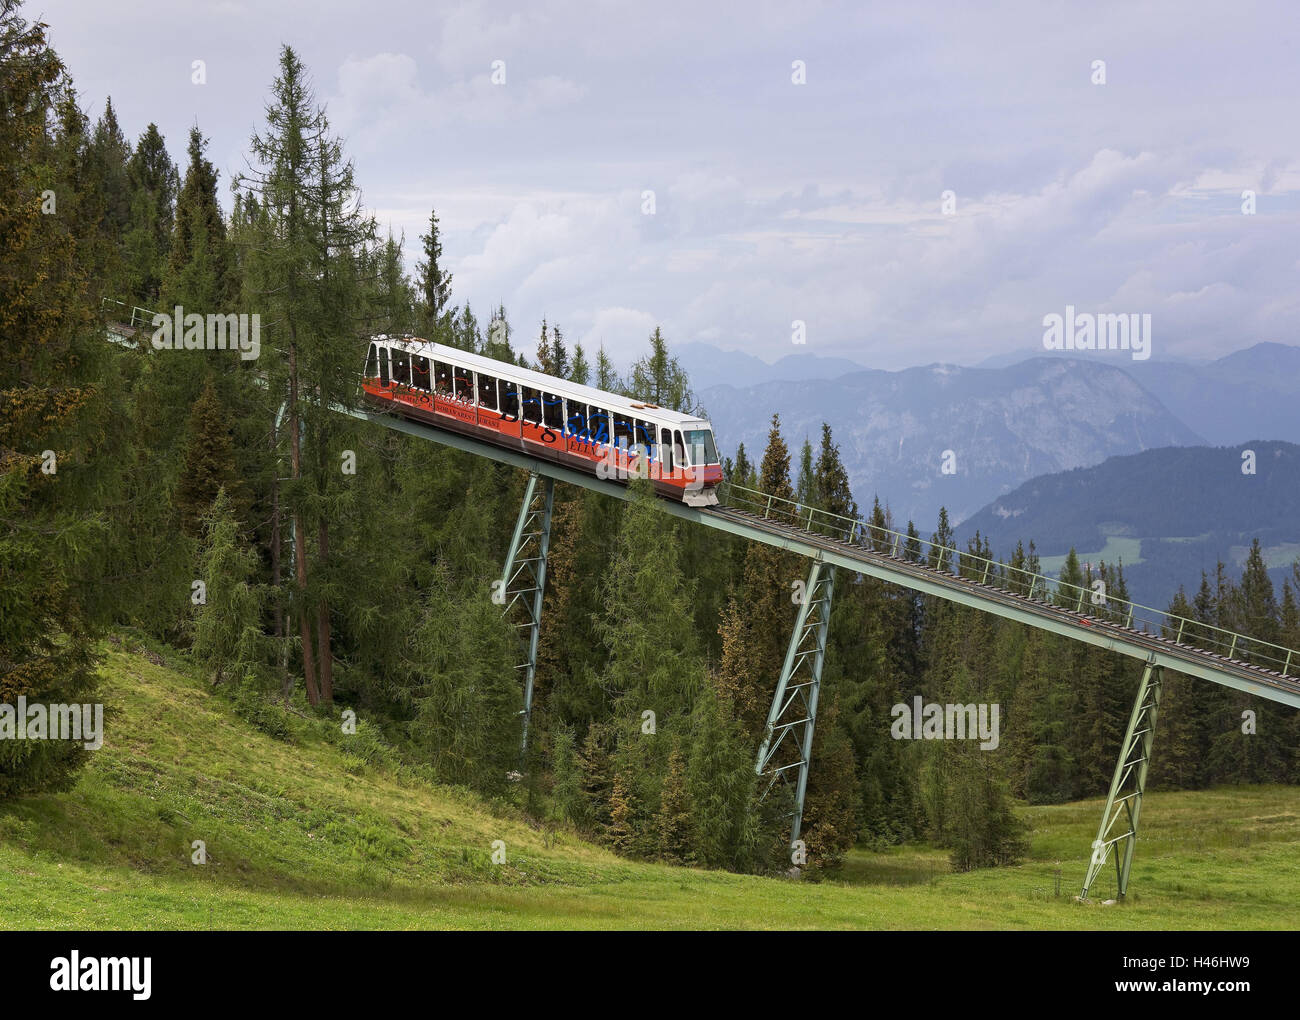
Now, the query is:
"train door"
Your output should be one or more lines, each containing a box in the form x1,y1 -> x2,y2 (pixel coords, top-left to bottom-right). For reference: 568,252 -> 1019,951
660,427 -> 674,476
542,392 -> 564,454
378,346 -> 390,386
565,401 -> 588,456
476,372 -> 499,429
392,349 -> 411,387
634,418 -> 656,475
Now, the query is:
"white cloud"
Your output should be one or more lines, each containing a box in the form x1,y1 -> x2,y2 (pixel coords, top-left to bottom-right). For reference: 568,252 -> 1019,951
33,0 -> 1300,372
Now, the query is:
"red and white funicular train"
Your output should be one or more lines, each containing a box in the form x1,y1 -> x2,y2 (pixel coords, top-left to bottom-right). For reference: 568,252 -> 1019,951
362,337 -> 724,506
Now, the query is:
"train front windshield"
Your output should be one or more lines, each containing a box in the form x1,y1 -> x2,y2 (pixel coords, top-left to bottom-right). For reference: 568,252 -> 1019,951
684,429 -> 718,465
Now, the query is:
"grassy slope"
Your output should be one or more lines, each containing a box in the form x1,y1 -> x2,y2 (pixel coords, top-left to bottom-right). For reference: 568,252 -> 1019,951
0,643 -> 1297,930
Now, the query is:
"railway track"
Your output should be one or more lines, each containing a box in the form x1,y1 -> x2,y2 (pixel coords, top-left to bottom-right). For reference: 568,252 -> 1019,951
706,505 -> 1300,708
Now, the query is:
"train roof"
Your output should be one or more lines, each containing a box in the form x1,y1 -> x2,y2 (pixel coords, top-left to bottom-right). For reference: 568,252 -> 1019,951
372,335 -> 713,428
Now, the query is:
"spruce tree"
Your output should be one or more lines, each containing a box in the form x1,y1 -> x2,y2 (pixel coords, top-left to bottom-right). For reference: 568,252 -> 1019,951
606,767 -> 637,854
579,722 -> 615,836
87,96 -> 132,240
569,343 -> 590,384
163,125 -> 236,311
551,324 -> 569,378
687,677 -> 759,870
795,438 -> 816,509
550,727 -> 586,826
535,318 -> 553,374
0,1 -> 112,798
122,123 -> 178,303
798,697 -> 861,874
593,479 -> 703,715
813,423 -> 856,520
732,442 -> 755,490
595,344 -> 619,391
175,376 -> 244,537
415,206 -> 452,331
85,97 -> 131,293
1150,588 -> 1206,789
716,414 -> 801,734
405,562 -> 521,793
655,742 -> 693,863
369,230 -> 415,335
928,508 -> 955,570
944,750 -> 1029,871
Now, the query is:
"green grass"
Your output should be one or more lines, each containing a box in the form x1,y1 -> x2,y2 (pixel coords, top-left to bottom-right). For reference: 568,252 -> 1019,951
1231,541 -> 1300,570
1,641 -> 1297,929
1040,535 -> 1145,575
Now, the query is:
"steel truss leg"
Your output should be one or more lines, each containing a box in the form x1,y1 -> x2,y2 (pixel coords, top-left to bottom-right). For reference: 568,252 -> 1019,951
498,472 -> 555,758
756,557 -> 835,849
1081,655 -> 1163,900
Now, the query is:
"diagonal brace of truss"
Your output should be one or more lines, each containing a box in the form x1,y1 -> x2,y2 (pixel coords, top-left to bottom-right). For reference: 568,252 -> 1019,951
498,472 -> 555,758
1081,655 -> 1163,900
755,556 -> 835,847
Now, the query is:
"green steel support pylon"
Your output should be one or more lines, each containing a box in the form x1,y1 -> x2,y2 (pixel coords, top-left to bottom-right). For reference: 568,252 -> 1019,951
756,556 -> 835,849
498,472 -> 555,758
1081,655 -> 1163,900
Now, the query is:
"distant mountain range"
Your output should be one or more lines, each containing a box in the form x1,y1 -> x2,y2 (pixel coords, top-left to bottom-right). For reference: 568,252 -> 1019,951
701,357 -> 1203,528
1120,343 -> 1300,446
691,340 -> 1299,534
677,342 -> 871,390
957,442 -> 1300,607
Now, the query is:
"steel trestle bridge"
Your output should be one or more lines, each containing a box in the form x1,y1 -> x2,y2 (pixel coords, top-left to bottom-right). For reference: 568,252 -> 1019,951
340,399 -> 1299,900
105,314 -> 1300,899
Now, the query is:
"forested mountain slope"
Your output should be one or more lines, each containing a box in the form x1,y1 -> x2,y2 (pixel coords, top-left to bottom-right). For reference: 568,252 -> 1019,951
959,441 -> 1300,606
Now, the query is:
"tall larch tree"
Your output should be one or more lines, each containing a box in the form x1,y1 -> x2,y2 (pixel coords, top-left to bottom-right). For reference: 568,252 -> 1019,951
237,45 -> 377,705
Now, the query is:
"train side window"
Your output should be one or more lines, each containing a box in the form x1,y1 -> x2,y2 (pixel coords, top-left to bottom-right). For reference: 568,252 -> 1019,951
392,349 -> 411,386
674,430 -> 687,466
478,373 -> 498,410
521,386 -> 542,424
589,407 -> 609,443
378,346 -> 390,385
660,427 -> 673,471
454,368 -> 474,401
567,403 -> 588,438
635,419 -> 655,458
542,392 -> 563,430
365,343 -> 378,378
501,382 -> 520,419
613,414 -> 634,449
412,355 -> 431,391
434,360 -> 451,393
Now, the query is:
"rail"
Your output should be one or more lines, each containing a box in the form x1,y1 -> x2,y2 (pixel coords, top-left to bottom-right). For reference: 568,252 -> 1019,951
717,480 -> 1300,683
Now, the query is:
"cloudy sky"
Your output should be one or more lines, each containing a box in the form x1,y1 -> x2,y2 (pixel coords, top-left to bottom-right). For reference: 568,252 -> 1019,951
39,0 -> 1300,369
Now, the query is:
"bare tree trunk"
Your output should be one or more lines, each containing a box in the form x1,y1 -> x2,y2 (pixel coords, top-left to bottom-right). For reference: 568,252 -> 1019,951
288,339 -> 320,706
316,516 -> 333,703
270,414 -> 291,702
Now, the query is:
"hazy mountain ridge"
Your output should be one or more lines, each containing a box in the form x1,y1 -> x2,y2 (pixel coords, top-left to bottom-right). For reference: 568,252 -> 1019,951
958,442 -> 1300,607
702,357 -> 1203,528
677,342 -> 871,390
1120,343 -> 1300,445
